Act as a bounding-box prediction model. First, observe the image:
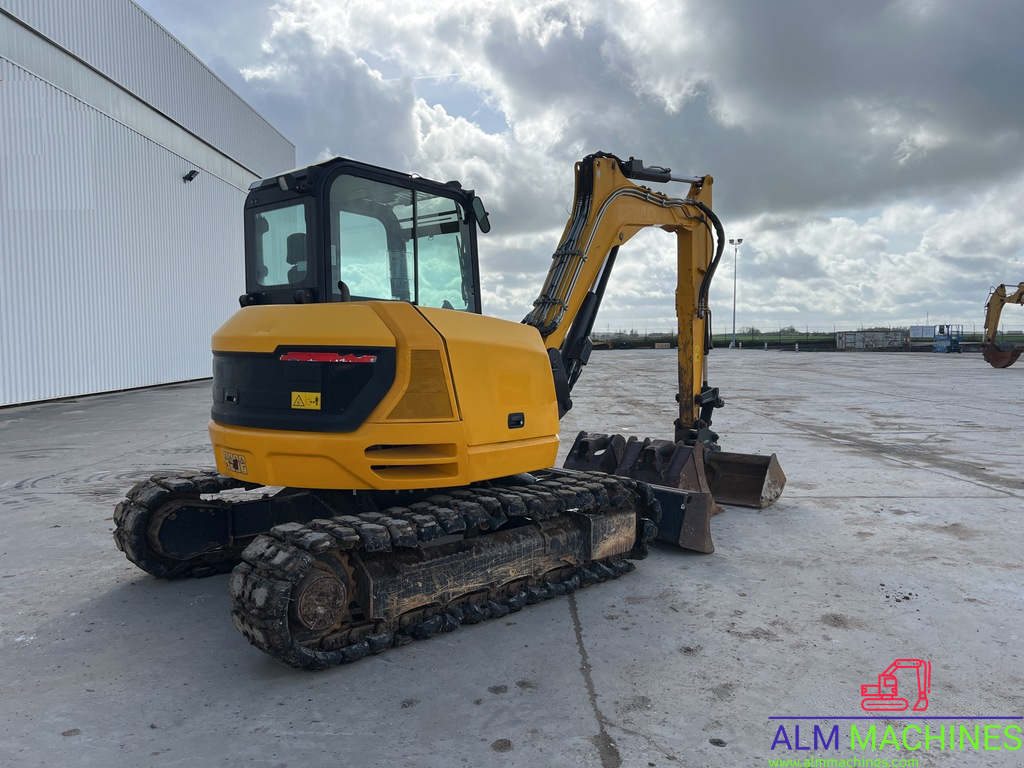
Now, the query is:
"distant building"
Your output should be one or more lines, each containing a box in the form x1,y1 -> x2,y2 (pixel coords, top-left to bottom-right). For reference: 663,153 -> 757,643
0,1 -> 294,405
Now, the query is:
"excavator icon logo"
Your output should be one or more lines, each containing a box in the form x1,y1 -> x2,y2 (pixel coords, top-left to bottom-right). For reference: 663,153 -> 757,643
861,659 -> 931,712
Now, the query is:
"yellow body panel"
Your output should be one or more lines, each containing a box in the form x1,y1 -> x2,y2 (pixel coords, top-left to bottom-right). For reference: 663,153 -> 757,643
355,301 -> 458,423
209,301 -> 559,490
213,302 -> 397,351
418,307 -> 559,448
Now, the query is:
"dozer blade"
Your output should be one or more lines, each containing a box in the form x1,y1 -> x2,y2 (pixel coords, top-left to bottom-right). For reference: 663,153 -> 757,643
563,432 -> 728,553
705,450 -> 787,509
563,431 -> 786,551
646,483 -> 716,554
982,342 -> 1022,368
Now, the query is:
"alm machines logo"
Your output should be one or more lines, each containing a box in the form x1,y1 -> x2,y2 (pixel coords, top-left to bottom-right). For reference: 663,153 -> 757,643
769,657 -> 1024,755
861,659 -> 930,712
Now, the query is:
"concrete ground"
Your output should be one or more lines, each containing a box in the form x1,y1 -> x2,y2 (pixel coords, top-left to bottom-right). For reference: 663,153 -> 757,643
0,349 -> 1021,767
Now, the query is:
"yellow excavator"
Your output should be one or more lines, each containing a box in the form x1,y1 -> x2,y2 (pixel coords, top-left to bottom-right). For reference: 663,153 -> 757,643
113,152 -> 785,668
982,282 -> 1024,368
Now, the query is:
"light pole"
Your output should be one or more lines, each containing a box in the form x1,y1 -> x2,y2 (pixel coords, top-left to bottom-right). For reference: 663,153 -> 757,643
729,237 -> 743,348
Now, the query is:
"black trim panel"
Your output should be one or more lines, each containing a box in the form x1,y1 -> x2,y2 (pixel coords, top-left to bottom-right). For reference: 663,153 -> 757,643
212,346 -> 397,433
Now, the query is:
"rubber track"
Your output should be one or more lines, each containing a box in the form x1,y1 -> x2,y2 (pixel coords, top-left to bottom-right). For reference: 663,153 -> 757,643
228,472 -> 659,669
112,470 -> 251,579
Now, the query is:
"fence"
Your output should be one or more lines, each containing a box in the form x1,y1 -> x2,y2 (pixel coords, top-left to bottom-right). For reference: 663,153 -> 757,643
591,326 -> 1024,351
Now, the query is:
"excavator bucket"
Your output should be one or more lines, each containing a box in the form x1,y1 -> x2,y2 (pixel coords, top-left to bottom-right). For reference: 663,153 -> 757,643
563,432 -> 786,553
982,342 -> 1022,369
705,450 -> 787,509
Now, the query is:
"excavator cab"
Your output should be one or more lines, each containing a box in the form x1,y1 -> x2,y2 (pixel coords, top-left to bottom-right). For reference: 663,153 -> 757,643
209,158 -> 565,493
238,159 -> 489,310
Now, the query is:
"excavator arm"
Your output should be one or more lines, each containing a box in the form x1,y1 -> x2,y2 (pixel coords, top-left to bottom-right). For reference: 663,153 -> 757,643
982,282 -> 1024,368
551,155 -> 786,522
522,153 -> 723,437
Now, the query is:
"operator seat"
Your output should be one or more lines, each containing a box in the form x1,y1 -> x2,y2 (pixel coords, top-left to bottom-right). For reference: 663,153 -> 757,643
286,233 -> 307,284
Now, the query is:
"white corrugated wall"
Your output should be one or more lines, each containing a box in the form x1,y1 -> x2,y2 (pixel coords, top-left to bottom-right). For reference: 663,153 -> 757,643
0,3 -> 295,406
0,0 -> 291,175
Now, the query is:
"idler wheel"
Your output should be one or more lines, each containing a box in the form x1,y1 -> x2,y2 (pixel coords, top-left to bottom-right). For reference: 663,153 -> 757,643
291,569 -> 349,632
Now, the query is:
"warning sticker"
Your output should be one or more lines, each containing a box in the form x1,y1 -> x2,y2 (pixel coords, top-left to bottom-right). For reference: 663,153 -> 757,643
223,451 -> 248,475
291,391 -> 322,410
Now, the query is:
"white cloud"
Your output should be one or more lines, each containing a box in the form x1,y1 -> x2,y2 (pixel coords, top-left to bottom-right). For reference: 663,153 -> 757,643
136,0 -> 1024,333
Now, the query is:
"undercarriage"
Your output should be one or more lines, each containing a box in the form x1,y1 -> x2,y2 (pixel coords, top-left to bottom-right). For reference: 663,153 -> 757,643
114,469 -> 661,668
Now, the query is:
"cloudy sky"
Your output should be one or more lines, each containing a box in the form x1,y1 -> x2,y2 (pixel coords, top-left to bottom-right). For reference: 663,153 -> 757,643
136,0 -> 1024,335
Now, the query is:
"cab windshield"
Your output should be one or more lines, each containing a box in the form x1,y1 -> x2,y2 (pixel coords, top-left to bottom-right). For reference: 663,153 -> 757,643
328,174 -> 477,311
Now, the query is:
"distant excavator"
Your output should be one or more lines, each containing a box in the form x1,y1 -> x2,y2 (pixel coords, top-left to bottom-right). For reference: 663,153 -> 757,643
861,659 -> 931,712
982,283 -> 1024,368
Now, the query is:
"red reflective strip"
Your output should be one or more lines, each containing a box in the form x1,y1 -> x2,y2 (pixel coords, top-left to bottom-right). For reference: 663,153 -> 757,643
279,352 -> 377,363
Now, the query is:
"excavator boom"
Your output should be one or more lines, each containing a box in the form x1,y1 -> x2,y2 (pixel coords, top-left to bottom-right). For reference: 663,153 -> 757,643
542,155 -> 786,519
522,153 -> 718,431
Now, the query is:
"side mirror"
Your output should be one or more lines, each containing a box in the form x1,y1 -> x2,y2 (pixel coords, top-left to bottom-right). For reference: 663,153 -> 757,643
472,196 -> 491,233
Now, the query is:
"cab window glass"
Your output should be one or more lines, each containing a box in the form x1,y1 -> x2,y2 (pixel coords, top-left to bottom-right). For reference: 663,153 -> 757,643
328,174 -> 475,310
251,202 -> 310,287
330,177 -> 412,301
415,193 -> 475,312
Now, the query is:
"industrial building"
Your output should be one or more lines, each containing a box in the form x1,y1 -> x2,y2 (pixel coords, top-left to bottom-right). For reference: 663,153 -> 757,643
0,0 -> 294,406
